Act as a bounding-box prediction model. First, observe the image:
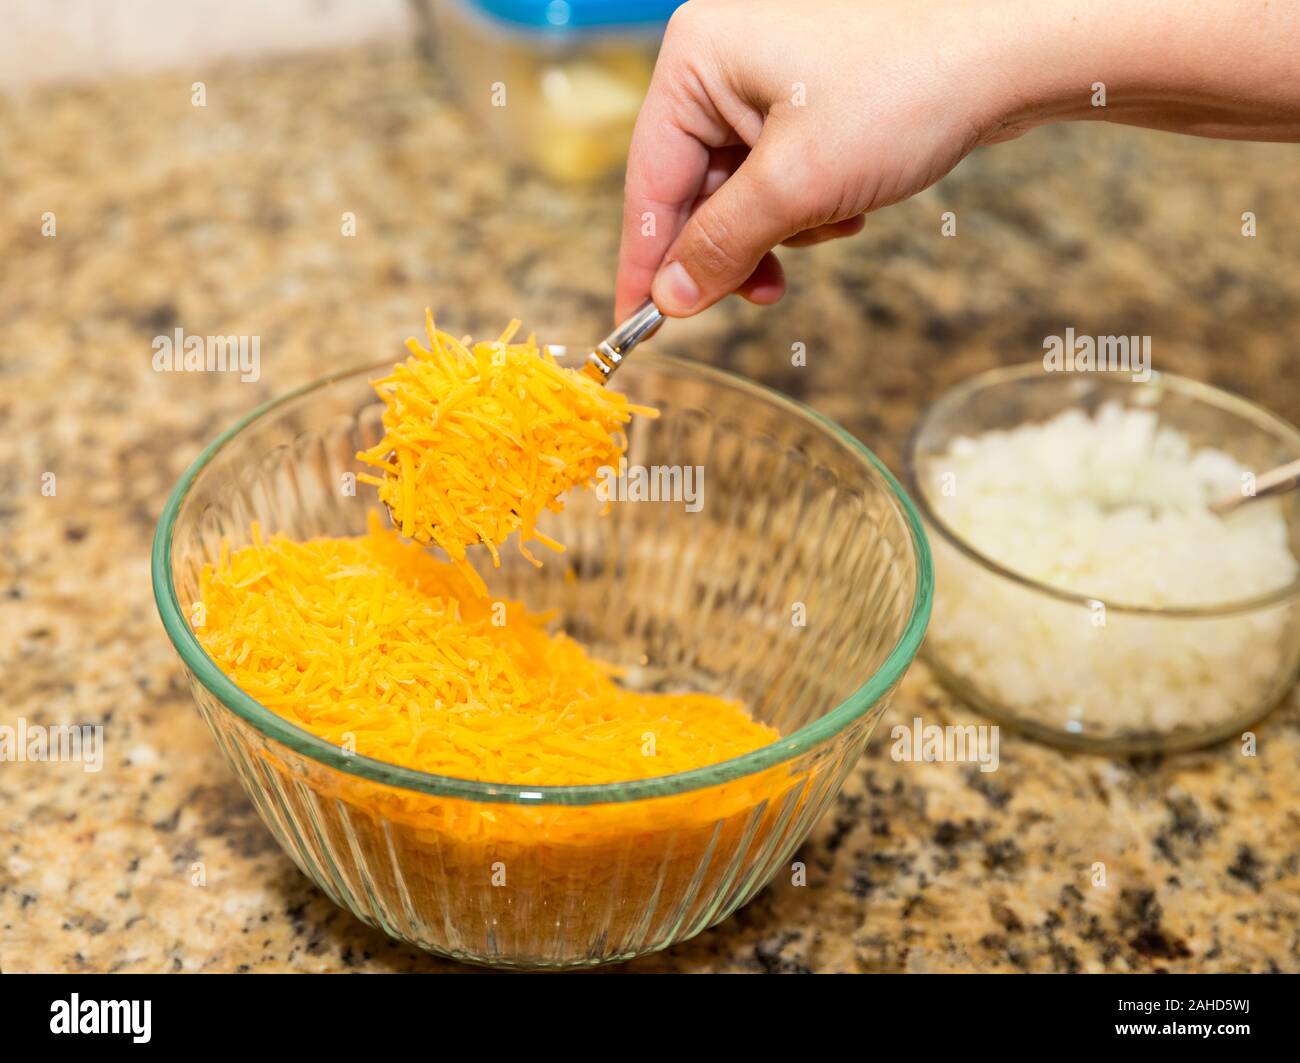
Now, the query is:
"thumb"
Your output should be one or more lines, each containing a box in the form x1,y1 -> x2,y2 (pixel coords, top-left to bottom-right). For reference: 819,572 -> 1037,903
650,138 -> 807,317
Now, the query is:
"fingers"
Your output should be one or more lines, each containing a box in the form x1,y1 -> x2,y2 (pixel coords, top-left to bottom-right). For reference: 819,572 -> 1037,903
616,1 -> 866,323
699,145 -> 749,198
735,252 -> 786,305
618,142 -> 752,322
621,125 -> 860,320
664,152 -> 787,308
781,214 -> 866,247
650,137 -> 808,317
615,105 -> 708,322
615,26 -> 752,324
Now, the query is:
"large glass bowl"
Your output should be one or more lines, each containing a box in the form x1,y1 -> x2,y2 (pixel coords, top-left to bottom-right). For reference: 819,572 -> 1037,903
905,364 -> 1300,754
152,350 -> 932,968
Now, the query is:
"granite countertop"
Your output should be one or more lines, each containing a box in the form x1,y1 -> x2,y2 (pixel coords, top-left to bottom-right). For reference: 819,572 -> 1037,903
3,46 -> 1299,974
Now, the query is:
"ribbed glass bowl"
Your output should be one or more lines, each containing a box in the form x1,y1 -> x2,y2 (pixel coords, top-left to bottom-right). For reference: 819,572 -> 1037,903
152,350 -> 932,968
906,364 -> 1300,754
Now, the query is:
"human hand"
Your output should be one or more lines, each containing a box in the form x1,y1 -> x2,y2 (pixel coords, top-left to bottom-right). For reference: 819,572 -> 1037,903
614,0 -> 1015,320
615,0 -> 1300,322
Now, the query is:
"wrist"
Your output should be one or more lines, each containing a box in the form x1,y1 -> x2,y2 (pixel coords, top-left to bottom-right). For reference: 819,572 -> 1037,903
969,0 -> 1139,142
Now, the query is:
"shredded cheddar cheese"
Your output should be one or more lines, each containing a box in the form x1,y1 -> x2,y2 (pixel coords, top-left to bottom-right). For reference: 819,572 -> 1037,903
189,312 -> 820,961
356,313 -> 655,594
198,514 -> 777,786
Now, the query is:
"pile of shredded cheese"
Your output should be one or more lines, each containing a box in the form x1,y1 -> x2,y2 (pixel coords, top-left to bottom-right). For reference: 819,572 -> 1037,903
198,514 -> 777,786
357,313 -> 655,595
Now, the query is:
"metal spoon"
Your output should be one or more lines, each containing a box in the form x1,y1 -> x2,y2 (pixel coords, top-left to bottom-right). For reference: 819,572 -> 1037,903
1209,458 -> 1300,516
581,298 -> 665,383
381,298 -> 665,532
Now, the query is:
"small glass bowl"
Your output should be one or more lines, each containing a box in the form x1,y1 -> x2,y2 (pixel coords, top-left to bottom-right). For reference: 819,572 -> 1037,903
153,350 -> 932,968
905,364 -> 1300,754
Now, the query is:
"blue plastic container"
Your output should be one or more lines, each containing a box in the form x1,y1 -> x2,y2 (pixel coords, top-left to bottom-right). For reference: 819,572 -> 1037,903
429,0 -> 681,180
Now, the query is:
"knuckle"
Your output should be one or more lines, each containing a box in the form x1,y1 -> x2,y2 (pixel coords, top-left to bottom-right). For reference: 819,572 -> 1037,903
752,143 -> 851,231
662,2 -> 703,47
748,153 -> 810,227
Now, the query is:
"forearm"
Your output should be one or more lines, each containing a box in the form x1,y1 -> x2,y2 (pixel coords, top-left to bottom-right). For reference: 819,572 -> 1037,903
987,0 -> 1300,142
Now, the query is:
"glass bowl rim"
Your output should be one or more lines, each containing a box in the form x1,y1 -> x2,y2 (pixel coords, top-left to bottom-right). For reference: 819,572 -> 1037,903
904,361 -> 1300,619
152,351 -> 934,806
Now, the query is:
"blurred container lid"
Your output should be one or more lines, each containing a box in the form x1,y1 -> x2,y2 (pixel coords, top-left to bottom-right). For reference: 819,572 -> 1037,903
463,0 -> 681,29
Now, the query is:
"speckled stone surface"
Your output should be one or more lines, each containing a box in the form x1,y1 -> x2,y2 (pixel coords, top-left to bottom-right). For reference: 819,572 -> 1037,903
3,46 -> 1299,974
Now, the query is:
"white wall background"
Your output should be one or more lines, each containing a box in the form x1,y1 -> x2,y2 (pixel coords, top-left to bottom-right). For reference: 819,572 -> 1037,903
0,0 -> 418,89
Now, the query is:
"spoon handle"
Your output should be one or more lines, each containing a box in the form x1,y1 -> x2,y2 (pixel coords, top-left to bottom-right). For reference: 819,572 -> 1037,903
1210,457 -> 1300,515
584,299 -> 664,383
